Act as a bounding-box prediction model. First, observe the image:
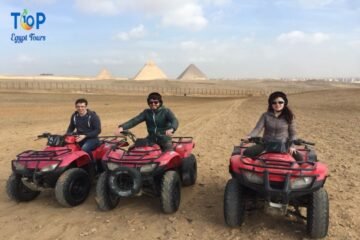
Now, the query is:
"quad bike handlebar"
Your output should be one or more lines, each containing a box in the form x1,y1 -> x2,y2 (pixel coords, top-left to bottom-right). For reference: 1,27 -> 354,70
37,132 -> 79,139
99,135 -> 127,143
292,139 -> 315,146
241,137 -> 315,146
240,137 -> 263,144
120,130 -> 137,143
37,132 -> 51,138
99,136 -> 129,150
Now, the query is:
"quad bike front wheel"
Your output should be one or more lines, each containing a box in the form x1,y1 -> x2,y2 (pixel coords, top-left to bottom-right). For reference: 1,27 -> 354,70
160,170 -> 181,214
55,168 -> 91,207
307,188 -> 329,238
6,173 -> 40,202
108,167 -> 142,197
96,172 -> 120,211
181,154 -> 197,186
224,178 -> 246,227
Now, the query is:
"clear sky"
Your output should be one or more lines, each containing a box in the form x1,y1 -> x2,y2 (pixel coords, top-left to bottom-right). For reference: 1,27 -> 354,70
0,0 -> 359,78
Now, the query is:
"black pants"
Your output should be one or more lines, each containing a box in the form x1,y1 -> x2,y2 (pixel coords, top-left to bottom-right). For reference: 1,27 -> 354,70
146,135 -> 173,152
243,143 -> 303,162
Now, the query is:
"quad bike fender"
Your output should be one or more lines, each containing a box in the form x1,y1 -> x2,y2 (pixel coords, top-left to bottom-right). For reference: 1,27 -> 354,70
58,151 -> 91,168
311,162 -> 328,181
174,142 -> 195,159
157,151 -> 182,170
91,144 -> 106,160
229,155 -> 243,174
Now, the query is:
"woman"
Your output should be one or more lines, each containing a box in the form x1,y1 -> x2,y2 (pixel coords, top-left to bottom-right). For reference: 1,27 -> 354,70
243,91 -> 303,161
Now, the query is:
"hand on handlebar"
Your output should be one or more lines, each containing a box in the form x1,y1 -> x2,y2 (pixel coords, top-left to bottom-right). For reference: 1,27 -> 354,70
241,136 -> 251,142
75,135 -> 86,142
115,127 -> 124,136
289,146 -> 297,155
165,128 -> 174,136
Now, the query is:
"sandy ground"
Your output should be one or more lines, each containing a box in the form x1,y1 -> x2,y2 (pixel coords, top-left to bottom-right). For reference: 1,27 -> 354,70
0,88 -> 359,240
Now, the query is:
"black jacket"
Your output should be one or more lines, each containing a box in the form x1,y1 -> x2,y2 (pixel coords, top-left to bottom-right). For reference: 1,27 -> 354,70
66,109 -> 101,138
119,105 -> 178,137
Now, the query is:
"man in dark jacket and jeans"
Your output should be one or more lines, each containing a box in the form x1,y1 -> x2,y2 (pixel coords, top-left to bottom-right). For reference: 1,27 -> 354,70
67,98 -> 101,158
116,92 -> 178,152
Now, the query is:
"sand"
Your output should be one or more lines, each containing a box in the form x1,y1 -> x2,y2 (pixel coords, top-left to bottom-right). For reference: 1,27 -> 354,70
0,86 -> 359,240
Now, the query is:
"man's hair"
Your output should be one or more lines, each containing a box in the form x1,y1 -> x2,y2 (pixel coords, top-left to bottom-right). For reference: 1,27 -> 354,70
75,98 -> 88,106
147,92 -> 163,105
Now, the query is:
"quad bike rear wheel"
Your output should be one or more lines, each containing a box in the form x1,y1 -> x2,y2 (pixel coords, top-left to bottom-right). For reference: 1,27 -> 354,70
224,178 -> 246,227
55,168 -> 91,207
96,172 -> 120,211
181,154 -> 197,186
307,188 -> 329,238
6,173 -> 40,202
160,170 -> 181,214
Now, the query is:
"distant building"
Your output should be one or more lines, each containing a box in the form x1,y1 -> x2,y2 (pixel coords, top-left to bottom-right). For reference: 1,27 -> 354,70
97,68 -> 112,80
177,64 -> 208,81
133,60 -> 167,80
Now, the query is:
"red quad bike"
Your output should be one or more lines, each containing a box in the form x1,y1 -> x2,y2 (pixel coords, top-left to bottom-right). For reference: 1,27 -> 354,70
95,130 -> 197,213
224,137 -> 329,239
6,132 -> 127,207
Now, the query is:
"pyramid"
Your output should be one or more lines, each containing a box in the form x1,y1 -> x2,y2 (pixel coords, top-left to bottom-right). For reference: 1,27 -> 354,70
177,64 -> 207,81
96,68 -> 112,80
133,60 -> 168,81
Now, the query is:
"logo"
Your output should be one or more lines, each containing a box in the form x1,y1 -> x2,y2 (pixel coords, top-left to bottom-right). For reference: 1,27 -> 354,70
11,9 -> 46,30
10,9 -> 47,44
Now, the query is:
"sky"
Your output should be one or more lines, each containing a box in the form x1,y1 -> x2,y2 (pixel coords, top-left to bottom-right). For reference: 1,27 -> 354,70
0,0 -> 359,78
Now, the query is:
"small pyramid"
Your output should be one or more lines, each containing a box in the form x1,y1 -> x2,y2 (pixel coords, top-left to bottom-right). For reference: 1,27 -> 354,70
177,64 -> 207,81
97,68 -> 112,80
133,60 -> 168,81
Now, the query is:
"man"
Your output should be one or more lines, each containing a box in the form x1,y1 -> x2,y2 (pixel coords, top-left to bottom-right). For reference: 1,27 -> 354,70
116,92 -> 178,152
67,98 -> 101,159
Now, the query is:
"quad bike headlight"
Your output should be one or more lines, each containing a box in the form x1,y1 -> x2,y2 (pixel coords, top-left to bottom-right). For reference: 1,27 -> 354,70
107,162 -> 120,171
140,163 -> 157,173
291,177 -> 313,189
41,163 -> 59,172
13,161 -> 26,171
243,171 -> 264,184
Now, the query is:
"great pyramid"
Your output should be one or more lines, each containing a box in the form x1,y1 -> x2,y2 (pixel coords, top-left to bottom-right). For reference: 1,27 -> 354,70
177,64 -> 207,81
133,60 -> 168,80
96,68 -> 112,80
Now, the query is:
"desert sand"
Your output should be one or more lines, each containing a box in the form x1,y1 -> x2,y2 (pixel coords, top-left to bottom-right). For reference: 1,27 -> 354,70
0,85 -> 359,240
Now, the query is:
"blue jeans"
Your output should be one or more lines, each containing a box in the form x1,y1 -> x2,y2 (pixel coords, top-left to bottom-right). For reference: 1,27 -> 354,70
79,138 -> 100,160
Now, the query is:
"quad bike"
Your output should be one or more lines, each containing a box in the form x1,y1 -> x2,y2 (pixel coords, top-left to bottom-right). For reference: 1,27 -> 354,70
95,130 -> 197,213
6,132 -> 127,207
224,137 -> 329,239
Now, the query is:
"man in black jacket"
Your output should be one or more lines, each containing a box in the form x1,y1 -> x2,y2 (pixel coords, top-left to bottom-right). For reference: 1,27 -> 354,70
116,92 -> 178,152
67,98 -> 101,157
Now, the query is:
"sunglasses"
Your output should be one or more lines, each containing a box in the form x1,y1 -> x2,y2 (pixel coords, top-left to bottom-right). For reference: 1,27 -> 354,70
76,105 -> 87,108
149,100 -> 160,105
272,101 -> 284,105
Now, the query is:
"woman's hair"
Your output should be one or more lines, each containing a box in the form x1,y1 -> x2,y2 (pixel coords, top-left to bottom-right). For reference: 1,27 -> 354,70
267,91 -> 295,123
